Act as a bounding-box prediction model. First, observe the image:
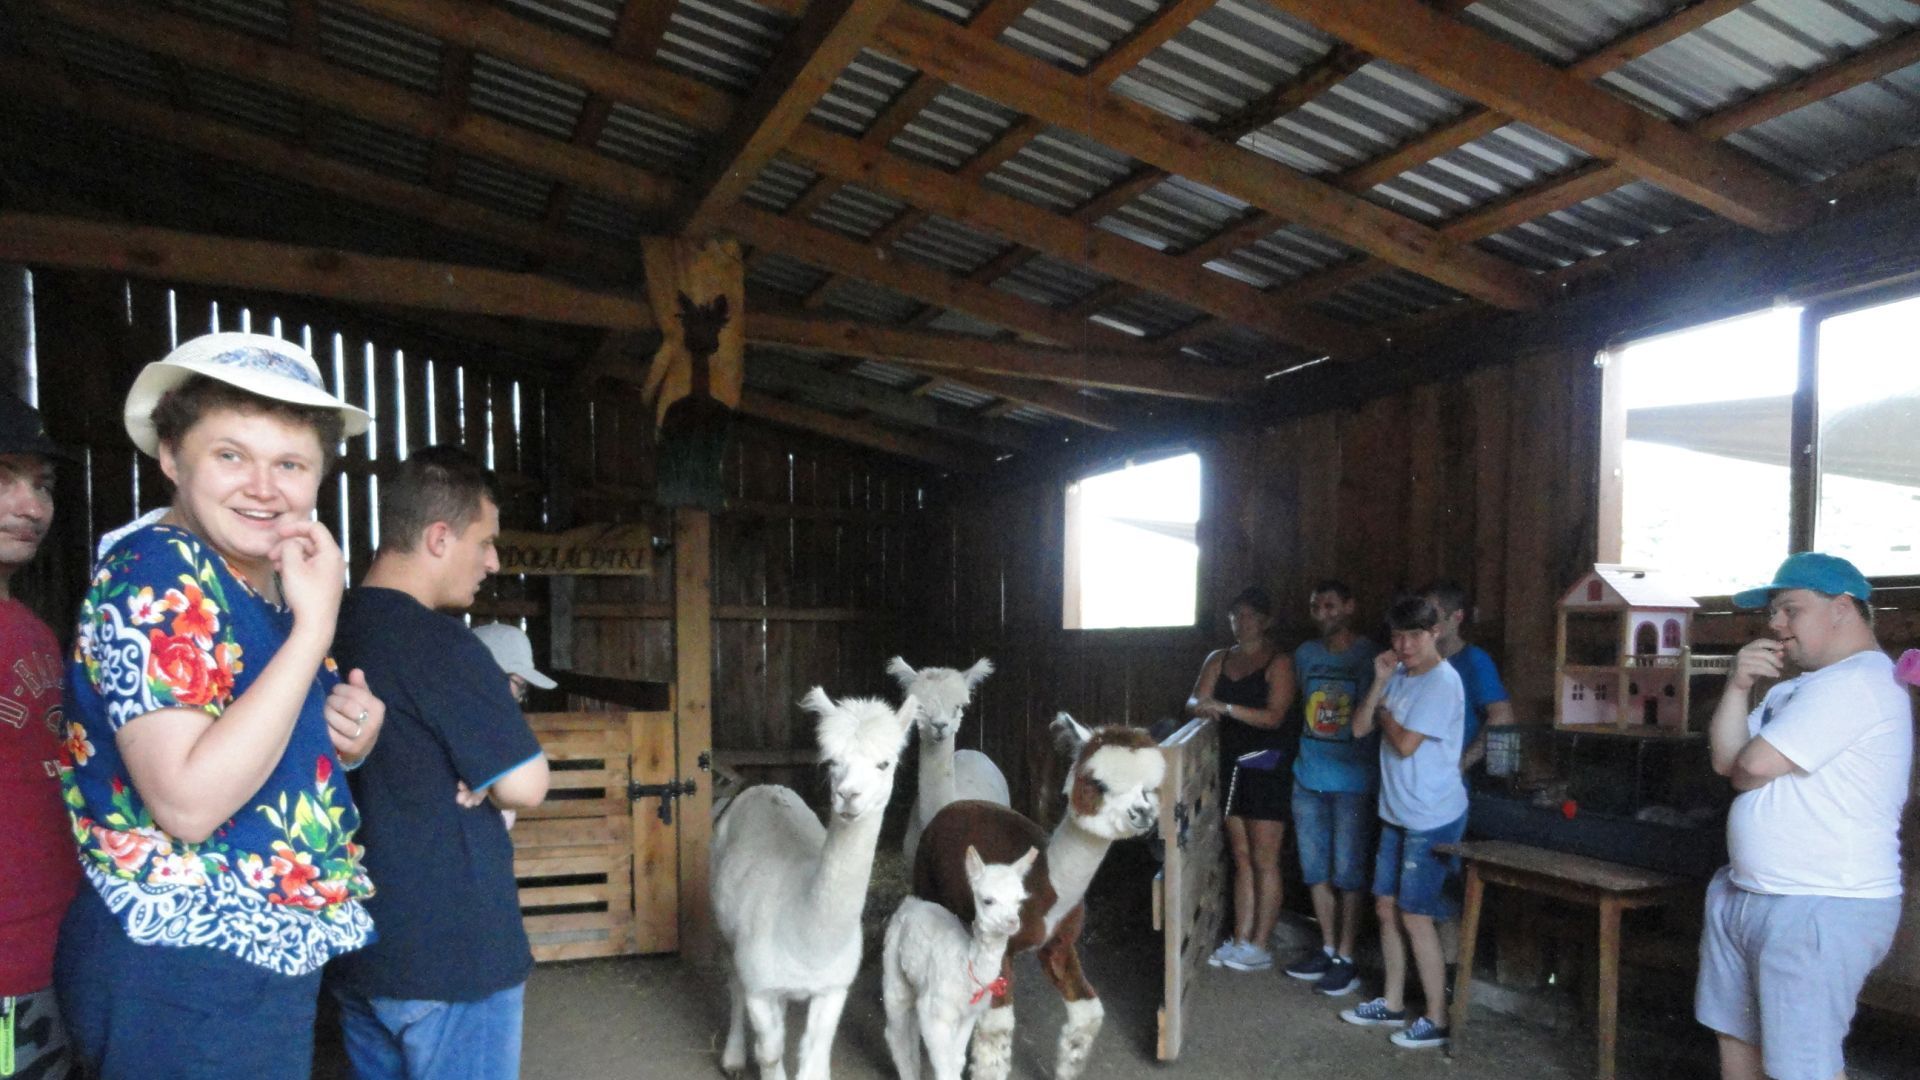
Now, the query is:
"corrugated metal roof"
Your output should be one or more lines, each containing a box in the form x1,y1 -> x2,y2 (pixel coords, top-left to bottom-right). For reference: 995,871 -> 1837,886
188,68 -> 307,142
467,53 -> 589,141
593,101 -> 709,176
1002,0 -> 1160,73
807,180 -> 908,238
501,0 -> 620,43
1115,0 -> 1336,125
991,253 -> 1111,307
889,84 -> 1023,169
317,3 -> 443,94
317,113 -> 436,185
655,0 -> 787,93
1208,223 -> 1357,289
564,188 -> 652,240
1730,61 -> 1920,180
169,0 -> 290,42
982,126 -> 1138,211
815,277 -> 926,323
925,380 -> 997,408
810,47 -> 916,135
1481,179 -> 1711,270
1315,267 -> 1466,324
741,156 -> 819,211
452,155 -> 554,219
745,250 -> 835,296
42,22 -> 173,99
892,214 -> 1011,276
1091,290 -> 1202,338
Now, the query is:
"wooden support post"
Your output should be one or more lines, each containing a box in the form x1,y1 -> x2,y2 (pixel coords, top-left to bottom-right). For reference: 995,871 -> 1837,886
673,506 -> 716,962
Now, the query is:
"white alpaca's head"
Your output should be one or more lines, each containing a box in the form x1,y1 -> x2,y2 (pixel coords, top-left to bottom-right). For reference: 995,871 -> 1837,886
964,844 -> 1038,940
886,656 -> 994,744
1053,712 -> 1166,841
802,687 -> 917,822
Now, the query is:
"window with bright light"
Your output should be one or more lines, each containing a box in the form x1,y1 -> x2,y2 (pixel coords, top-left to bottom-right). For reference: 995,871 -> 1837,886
1608,287 -> 1920,595
1062,452 -> 1200,629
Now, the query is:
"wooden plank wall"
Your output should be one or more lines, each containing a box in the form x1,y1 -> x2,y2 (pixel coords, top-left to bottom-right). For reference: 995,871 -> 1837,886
924,344 -> 1611,820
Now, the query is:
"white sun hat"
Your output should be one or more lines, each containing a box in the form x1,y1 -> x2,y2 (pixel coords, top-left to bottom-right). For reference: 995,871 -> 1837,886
472,623 -> 559,690
123,331 -> 372,457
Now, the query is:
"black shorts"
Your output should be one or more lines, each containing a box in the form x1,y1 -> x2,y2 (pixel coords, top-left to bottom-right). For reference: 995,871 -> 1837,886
1222,754 -> 1292,821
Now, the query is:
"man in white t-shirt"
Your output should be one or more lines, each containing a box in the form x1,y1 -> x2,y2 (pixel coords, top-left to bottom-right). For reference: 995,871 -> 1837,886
1697,552 -> 1913,1080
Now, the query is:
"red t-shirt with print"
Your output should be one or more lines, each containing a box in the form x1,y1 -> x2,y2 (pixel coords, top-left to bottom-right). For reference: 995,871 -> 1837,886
0,597 -> 80,994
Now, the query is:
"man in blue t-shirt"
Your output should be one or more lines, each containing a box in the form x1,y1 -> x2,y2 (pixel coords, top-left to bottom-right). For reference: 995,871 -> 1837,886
1281,580 -> 1377,996
1425,580 -> 1515,776
330,446 -> 550,1080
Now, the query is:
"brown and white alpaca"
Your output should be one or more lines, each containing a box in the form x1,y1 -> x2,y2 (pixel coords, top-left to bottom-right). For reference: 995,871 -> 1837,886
710,687 -> 918,1080
887,656 -> 1009,862
912,714 -> 1165,1080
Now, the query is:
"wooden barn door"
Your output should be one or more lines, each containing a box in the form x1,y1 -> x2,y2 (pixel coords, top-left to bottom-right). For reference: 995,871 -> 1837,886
1155,717 -> 1223,1061
513,709 -> 681,960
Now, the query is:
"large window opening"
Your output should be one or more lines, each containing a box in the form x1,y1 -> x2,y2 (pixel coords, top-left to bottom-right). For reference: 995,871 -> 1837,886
1062,451 -> 1200,630
1606,285 -> 1920,595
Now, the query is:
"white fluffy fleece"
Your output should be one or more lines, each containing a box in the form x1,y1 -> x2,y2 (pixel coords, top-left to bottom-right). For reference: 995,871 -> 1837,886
890,657 -> 1011,861
712,688 -> 917,1080
883,846 -> 1037,1080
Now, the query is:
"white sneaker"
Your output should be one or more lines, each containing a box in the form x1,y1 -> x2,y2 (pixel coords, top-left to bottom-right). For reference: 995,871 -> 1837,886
1222,943 -> 1274,972
1207,939 -> 1247,967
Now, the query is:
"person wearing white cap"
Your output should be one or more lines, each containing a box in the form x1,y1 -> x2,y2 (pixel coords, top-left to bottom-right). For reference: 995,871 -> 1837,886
472,622 -> 558,706
55,332 -> 386,1078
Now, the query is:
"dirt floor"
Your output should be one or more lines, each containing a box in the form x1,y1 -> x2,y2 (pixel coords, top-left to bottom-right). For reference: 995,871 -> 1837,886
314,838 -> 1916,1078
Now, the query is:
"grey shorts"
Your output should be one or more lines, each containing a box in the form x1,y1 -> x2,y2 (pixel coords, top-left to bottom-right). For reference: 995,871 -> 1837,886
1694,867 -> 1901,1080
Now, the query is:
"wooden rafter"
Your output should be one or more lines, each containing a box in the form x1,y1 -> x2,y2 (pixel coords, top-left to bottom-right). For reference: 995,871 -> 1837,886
737,391 -> 985,471
870,5 -> 1545,310
0,61 -> 635,278
542,0 -> 681,230
746,312 -> 1250,401
675,0 -> 902,232
1268,0 -> 1806,233
39,0 -> 676,214
781,124 -> 1377,356
1276,26 -> 1920,314
0,213 -> 658,329
425,45 -> 474,191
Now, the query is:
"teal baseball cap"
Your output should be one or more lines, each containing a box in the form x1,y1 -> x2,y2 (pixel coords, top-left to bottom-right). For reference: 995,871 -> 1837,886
1731,552 -> 1871,609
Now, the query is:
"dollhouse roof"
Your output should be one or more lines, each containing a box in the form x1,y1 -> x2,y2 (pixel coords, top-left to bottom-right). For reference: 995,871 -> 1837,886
1560,565 -> 1700,611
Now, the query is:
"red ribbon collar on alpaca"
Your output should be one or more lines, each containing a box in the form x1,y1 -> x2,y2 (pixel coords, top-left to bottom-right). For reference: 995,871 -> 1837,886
968,961 -> 1008,1005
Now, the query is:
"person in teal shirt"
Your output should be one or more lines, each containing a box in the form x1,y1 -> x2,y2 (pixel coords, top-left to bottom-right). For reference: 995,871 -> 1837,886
1282,580 -> 1377,997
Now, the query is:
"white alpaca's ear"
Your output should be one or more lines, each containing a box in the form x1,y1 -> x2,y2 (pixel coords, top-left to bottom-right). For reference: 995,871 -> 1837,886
1051,712 -> 1093,756
885,656 -> 917,688
1012,846 -> 1040,876
964,845 -> 985,883
799,686 -> 834,717
894,695 -> 921,740
963,657 -> 995,688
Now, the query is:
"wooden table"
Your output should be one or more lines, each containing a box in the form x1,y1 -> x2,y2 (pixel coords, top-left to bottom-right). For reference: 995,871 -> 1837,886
1440,840 -> 1690,1080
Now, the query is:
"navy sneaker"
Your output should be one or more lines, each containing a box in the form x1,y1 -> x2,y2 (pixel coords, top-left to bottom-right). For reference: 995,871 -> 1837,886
1389,1016 -> 1450,1049
1315,957 -> 1360,997
1339,997 -> 1407,1028
1283,948 -> 1334,981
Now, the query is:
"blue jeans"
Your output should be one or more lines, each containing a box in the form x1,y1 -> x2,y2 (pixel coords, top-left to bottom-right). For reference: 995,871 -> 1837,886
1371,813 -> 1468,918
1292,786 -> 1374,891
333,981 -> 525,1080
55,885 -> 321,1079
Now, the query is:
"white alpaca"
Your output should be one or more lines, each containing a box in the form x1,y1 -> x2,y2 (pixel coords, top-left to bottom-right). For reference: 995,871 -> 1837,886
711,687 -> 918,1080
888,656 -> 1010,863
882,845 -> 1039,1080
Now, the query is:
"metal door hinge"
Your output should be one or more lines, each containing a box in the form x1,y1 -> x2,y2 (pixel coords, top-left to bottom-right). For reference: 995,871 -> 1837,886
630,779 -> 698,825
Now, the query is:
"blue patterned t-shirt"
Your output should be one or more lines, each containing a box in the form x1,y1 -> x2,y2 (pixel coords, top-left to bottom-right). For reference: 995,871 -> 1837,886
62,522 -> 373,976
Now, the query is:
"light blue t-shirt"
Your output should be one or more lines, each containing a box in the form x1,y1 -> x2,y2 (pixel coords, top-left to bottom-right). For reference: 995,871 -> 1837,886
1377,660 -> 1468,831
1448,643 -> 1510,749
1292,637 -> 1378,794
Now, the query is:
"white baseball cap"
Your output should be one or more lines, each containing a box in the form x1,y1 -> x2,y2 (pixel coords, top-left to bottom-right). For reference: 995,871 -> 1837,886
123,331 -> 372,458
472,623 -> 558,689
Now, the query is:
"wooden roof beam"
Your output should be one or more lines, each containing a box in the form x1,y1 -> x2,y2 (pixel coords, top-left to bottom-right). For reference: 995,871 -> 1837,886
675,0 -> 902,232
745,312 -> 1250,401
39,0 -> 676,216
0,213 -> 657,329
871,5 -> 1545,310
1268,0 -> 1807,233
0,61 -> 635,279
737,391 -> 986,472
781,124 -> 1378,356
542,0 -> 681,231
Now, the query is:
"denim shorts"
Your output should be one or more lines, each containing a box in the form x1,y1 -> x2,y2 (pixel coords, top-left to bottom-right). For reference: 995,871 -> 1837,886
1694,867 -> 1900,1080
332,980 -> 526,1080
1371,813 -> 1467,918
1292,786 -> 1374,892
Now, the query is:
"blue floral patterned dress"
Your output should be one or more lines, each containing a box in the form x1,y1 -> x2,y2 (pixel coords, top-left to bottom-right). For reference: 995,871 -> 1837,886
61,521 -> 373,974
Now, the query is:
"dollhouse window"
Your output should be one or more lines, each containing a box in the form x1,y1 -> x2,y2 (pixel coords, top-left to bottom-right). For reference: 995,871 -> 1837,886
1586,580 -> 1603,602
1663,619 -> 1682,648
1571,683 -> 1585,701
1595,684 -> 1609,701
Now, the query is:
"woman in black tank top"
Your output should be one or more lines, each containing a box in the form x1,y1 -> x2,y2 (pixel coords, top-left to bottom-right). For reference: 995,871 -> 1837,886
1186,586 -> 1297,972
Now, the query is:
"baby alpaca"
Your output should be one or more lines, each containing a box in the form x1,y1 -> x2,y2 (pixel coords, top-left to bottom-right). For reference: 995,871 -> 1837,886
883,845 -> 1040,1080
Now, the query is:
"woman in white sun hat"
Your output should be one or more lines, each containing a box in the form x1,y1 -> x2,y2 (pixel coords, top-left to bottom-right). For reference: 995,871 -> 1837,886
55,332 -> 387,1078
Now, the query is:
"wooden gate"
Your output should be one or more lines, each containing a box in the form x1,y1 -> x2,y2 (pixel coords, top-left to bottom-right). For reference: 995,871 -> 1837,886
513,709 -> 682,960
1154,717 -> 1223,1061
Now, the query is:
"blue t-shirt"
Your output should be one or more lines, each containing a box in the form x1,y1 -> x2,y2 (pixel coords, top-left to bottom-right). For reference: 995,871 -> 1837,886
63,523 -> 373,975
1448,644 -> 1510,748
1292,637 -> 1378,794
329,587 -> 544,1002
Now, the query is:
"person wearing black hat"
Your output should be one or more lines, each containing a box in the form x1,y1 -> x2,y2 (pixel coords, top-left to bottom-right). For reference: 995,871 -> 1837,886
1696,553 -> 1913,1080
0,394 -> 80,1078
